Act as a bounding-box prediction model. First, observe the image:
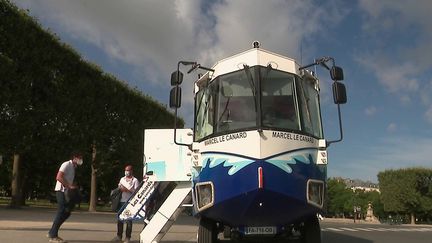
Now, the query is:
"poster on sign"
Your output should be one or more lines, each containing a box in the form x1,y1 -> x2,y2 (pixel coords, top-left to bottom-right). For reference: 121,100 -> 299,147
118,177 -> 159,222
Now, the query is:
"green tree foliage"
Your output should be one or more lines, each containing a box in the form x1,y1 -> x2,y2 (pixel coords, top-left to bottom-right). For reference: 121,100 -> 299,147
378,168 -> 432,224
0,0 -> 183,207
326,178 -> 384,219
363,190 -> 385,219
352,189 -> 384,219
326,178 -> 353,217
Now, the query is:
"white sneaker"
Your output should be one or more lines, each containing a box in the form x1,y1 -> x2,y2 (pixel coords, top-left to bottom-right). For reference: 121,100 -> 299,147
111,236 -> 122,242
48,236 -> 67,243
123,237 -> 131,243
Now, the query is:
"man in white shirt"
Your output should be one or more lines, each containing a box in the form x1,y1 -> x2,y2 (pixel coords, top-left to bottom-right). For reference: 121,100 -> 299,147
112,165 -> 140,243
48,153 -> 83,243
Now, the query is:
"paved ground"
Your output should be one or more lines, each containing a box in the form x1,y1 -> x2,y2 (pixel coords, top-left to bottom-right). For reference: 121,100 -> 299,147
1,206 -> 432,243
0,205 -> 193,243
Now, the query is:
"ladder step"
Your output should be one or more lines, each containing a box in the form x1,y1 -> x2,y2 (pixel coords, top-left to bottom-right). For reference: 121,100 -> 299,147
139,182 -> 192,243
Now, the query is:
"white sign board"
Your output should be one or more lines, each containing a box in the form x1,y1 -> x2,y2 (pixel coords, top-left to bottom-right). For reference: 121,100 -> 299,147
118,177 -> 158,221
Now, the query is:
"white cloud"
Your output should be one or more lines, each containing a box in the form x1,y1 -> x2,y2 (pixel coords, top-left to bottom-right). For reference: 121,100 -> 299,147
399,95 -> 411,106
386,123 -> 397,133
332,135 -> 432,181
207,0 -> 343,59
17,0 -> 346,79
359,0 -> 432,40
371,136 -> 432,167
425,106 -> 432,124
364,106 -> 377,116
358,0 -> 432,80
17,0 -> 204,87
356,55 -> 420,94
16,0 -> 348,126
357,1 -> 432,122
420,80 -> 432,106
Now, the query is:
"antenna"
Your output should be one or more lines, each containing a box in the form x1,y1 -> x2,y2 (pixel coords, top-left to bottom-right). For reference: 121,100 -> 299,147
300,40 -> 303,65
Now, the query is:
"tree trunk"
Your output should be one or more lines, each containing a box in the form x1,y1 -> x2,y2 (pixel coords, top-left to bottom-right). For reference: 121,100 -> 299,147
411,212 -> 416,225
88,143 -> 97,212
10,153 -> 22,208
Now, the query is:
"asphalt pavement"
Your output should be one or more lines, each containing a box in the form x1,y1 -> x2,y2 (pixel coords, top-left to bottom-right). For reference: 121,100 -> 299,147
0,205 -> 201,243
1,205 -> 432,243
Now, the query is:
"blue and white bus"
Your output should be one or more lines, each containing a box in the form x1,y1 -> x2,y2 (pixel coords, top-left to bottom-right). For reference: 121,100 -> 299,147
169,42 -> 347,242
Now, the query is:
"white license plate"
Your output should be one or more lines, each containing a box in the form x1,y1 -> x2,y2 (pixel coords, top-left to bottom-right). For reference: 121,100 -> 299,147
244,226 -> 276,235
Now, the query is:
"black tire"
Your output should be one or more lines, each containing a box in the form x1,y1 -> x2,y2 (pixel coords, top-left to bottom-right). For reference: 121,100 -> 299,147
301,216 -> 321,243
198,217 -> 218,243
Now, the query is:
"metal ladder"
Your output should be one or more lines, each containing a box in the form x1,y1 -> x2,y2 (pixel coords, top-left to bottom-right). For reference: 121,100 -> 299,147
139,181 -> 192,243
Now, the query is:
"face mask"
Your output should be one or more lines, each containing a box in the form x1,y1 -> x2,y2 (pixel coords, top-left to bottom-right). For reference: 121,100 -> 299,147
76,158 -> 83,166
125,171 -> 131,177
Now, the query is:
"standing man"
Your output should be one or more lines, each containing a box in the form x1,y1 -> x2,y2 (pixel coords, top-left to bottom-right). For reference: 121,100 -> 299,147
112,165 -> 140,243
48,152 -> 83,243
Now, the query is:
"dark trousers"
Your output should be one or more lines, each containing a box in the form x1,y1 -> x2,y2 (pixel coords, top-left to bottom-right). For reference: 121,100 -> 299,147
48,191 -> 74,238
117,202 -> 133,238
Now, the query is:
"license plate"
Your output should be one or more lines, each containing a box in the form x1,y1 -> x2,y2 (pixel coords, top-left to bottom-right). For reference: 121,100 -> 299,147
244,226 -> 276,235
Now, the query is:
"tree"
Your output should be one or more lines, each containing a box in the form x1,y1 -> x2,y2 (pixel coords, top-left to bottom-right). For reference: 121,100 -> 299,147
365,190 -> 384,219
327,178 -> 385,220
0,0 -> 182,210
378,168 -> 432,224
326,178 -> 354,217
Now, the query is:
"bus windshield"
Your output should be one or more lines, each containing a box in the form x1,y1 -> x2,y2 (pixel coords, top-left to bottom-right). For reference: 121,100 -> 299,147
194,66 -> 323,141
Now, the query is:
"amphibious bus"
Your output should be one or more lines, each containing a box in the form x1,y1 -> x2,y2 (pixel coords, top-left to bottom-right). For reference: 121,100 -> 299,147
167,42 -> 347,243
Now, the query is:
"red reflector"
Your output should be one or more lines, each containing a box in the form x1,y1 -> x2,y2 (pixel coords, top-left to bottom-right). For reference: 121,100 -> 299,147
258,167 -> 263,189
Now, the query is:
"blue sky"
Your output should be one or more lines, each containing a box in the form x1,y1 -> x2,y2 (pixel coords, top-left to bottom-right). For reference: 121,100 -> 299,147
15,0 -> 432,182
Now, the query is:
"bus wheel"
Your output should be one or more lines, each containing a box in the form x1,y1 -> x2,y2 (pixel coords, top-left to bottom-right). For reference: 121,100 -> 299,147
301,216 -> 321,243
198,217 -> 218,243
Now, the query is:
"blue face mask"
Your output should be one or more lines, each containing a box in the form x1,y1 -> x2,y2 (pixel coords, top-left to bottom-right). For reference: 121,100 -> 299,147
125,171 -> 131,177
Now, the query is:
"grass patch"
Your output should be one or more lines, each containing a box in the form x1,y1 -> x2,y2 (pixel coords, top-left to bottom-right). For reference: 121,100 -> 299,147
0,197 -> 112,212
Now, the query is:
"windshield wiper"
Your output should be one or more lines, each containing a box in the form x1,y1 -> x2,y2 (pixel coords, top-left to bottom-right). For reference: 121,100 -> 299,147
199,90 -> 213,128
243,64 -> 257,111
218,95 -> 231,123
195,92 -> 205,127
297,79 -> 313,132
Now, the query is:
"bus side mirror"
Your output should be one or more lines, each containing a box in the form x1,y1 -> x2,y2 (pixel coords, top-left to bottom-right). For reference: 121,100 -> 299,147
332,82 -> 347,104
330,66 -> 344,81
169,86 -> 182,108
171,71 -> 184,86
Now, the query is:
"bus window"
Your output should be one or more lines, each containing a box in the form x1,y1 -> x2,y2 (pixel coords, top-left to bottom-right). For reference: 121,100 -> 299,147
261,69 -> 300,131
195,85 -> 215,140
216,71 -> 256,133
297,78 -> 323,138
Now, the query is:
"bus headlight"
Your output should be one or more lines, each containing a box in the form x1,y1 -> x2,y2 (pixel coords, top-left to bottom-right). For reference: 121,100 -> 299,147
307,179 -> 324,208
195,182 -> 214,211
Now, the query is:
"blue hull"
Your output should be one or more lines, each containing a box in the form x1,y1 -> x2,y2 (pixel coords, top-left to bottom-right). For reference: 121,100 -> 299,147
193,150 -> 326,226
